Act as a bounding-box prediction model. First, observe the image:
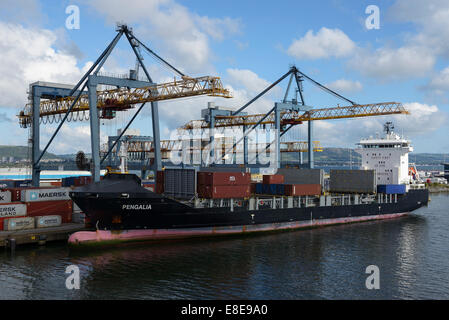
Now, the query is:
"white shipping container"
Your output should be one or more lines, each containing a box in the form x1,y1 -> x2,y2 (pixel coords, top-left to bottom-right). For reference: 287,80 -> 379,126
35,215 -> 62,228
4,217 -> 35,231
21,188 -> 71,202
0,203 -> 27,218
0,191 -> 12,204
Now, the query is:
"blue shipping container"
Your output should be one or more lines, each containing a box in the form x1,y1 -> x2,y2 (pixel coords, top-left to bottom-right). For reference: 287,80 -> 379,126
0,180 -> 15,188
377,184 -> 406,194
255,183 -> 264,194
14,180 -> 32,188
62,177 -> 76,187
276,184 -> 285,195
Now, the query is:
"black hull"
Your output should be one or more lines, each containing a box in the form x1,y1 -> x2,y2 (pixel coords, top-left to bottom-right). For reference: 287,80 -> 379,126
70,175 -> 429,232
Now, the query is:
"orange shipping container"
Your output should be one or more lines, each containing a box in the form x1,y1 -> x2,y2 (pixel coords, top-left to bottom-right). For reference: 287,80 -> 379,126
284,184 -> 321,196
263,174 -> 284,184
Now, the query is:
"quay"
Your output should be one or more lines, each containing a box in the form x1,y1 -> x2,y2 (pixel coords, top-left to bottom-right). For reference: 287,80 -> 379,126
0,223 -> 86,248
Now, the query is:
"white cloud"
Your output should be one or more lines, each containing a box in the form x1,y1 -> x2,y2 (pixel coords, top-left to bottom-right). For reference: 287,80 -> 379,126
85,0 -> 241,74
0,22 -> 91,108
325,79 -> 363,93
422,66 -> 449,96
349,46 -> 435,80
389,0 -> 449,57
42,125 -> 108,154
226,69 -> 271,94
287,27 -> 356,60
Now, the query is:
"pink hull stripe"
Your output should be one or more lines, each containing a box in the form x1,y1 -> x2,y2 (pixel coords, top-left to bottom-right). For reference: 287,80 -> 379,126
68,212 -> 409,245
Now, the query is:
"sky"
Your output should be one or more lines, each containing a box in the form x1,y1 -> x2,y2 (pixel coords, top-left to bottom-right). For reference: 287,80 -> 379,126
0,0 -> 448,155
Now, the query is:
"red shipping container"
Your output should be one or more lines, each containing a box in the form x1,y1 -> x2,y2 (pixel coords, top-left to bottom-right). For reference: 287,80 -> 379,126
197,172 -> 251,186
156,171 -> 164,194
7,188 -> 24,201
198,185 -> 250,199
250,183 -> 256,194
263,174 -> 284,184
26,200 -> 73,219
284,184 -> 321,196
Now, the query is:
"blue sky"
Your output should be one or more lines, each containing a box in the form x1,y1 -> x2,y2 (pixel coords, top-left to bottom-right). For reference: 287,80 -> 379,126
0,0 -> 448,154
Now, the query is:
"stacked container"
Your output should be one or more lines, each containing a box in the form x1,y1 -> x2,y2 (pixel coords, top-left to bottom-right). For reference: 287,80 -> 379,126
0,184 -> 75,231
197,171 -> 251,199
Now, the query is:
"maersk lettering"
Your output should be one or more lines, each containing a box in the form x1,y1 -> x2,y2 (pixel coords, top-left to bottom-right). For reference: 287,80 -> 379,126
0,207 -> 16,217
122,204 -> 152,210
39,192 -> 67,198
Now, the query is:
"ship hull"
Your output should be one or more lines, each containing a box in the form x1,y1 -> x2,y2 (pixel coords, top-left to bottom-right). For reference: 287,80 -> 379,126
69,212 -> 409,246
68,175 -> 429,246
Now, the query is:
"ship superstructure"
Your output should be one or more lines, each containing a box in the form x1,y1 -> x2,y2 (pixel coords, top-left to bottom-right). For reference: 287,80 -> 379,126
356,122 -> 413,185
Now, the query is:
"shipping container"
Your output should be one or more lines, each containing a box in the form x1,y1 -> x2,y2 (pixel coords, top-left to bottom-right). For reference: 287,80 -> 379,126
197,171 -> 251,186
0,191 -> 11,204
277,168 -> 324,185
156,171 -> 164,194
35,215 -> 62,228
255,183 -> 263,194
7,188 -> 22,201
26,200 -> 73,218
74,176 -> 91,186
0,215 -> 26,231
263,174 -> 284,184
14,180 -> 32,188
250,183 -> 257,194
0,203 -> 27,218
329,170 -> 376,194
164,168 -> 196,198
198,185 -> 250,199
284,184 -> 322,196
62,177 -> 76,187
0,180 -> 15,188
21,187 -> 71,202
377,184 -> 406,194
3,217 -> 35,231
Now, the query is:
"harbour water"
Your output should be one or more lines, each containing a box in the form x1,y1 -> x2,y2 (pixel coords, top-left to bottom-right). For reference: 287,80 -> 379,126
1,193 -> 448,300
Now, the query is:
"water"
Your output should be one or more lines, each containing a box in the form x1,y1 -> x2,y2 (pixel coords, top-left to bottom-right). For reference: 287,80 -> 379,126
1,194 -> 449,300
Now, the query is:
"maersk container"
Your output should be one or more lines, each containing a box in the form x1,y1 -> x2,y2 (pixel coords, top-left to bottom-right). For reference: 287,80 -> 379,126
377,184 -> 406,194
0,191 -> 11,204
277,168 -> 324,185
3,217 -> 35,231
35,215 -> 62,228
330,170 -> 376,193
197,171 -> 250,186
262,175 -> 284,185
0,203 -> 27,218
21,187 -> 71,202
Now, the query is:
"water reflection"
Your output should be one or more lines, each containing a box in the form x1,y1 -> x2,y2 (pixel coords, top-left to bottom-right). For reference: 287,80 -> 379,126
0,194 -> 448,299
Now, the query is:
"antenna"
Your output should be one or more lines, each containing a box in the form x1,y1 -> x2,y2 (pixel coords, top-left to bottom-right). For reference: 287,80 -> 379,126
384,121 -> 394,135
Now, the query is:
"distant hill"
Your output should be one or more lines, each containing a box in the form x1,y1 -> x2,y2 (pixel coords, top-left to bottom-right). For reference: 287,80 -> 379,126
0,145 -> 60,160
282,148 -> 448,165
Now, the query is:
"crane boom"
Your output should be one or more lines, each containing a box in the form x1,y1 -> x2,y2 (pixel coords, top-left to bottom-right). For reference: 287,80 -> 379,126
100,139 -> 323,160
181,102 -> 408,130
18,76 -> 232,128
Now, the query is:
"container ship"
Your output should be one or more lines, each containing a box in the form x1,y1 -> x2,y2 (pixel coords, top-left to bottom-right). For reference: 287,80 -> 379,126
68,125 -> 429,246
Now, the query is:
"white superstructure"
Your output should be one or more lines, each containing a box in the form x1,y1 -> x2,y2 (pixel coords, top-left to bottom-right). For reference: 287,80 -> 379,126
356,123 -> 413,185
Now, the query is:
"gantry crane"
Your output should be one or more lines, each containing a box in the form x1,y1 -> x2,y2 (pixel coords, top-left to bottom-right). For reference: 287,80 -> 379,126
179,66 -> 408,169
19,24 -> 231,186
